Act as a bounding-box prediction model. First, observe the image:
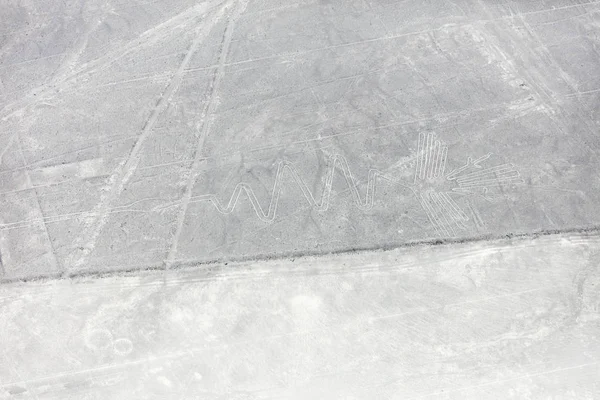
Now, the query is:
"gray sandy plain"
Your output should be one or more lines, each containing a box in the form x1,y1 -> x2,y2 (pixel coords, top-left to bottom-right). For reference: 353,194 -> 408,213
1,0 -> 600,398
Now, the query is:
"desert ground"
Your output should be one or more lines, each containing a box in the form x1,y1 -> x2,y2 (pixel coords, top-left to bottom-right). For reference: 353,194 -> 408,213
1,0 -> 600,398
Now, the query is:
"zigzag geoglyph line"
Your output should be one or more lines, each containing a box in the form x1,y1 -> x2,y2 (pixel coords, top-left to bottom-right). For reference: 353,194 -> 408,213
188,132 -> 523,236
0,133 -> 524,237
187,155 -> 401,223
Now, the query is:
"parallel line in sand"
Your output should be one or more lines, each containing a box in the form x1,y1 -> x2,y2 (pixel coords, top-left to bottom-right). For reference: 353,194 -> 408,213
165,0 -> 249,268
0,98 -> 528,189
3,0 -> 597,121
214,0 -> 600,70
65,4 -> 231,271
0,1 -> 225,122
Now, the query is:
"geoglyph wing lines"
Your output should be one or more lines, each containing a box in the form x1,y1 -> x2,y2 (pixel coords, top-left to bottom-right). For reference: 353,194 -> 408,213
445,153 -> 523,190
414,131 -> 448,183
413,131 -> 523,237
418,191 -> 469,237
413,131 -> 468,236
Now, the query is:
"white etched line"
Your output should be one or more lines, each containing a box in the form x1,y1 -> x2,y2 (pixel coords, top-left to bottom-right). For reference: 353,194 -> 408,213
420,132 -> 427,180
432,141 -> 441,178
435,144 -> 446,178
421,132 -> 428,177
418,195 -> 442,236
458,175 -> 521,186
472,153 -> 492,166
419,192 -> 439,232
457,166 -> 520,179
435,141 -> 444,178
437,191 -> 462,223
425,191 -> 452,237
455,164 -> 515,181
423,132 -> 431,180
445,153 -> 493,180
428,133 -> 436,180
426,137 -> 434,180
457,173 -> 522,186
433,191 -> 457,236
419,192 -> 447,236
440,192 -> 469,221
418,198 -> 443,234
439,192 -> 460,236
420,132 -> 429,180
467,199 -> 485,229
459,176 -> 523,185
414,132 -> 423,184
456,170 -> 520,184
458,181 -> 524,189
458,176 -> 523,187
445,157 -> 472,180
451,187 -> 478,193
438,193 -> 469,230
429,140 -> 439,180
430,191 -> 457,236
439,146 -> 448,178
